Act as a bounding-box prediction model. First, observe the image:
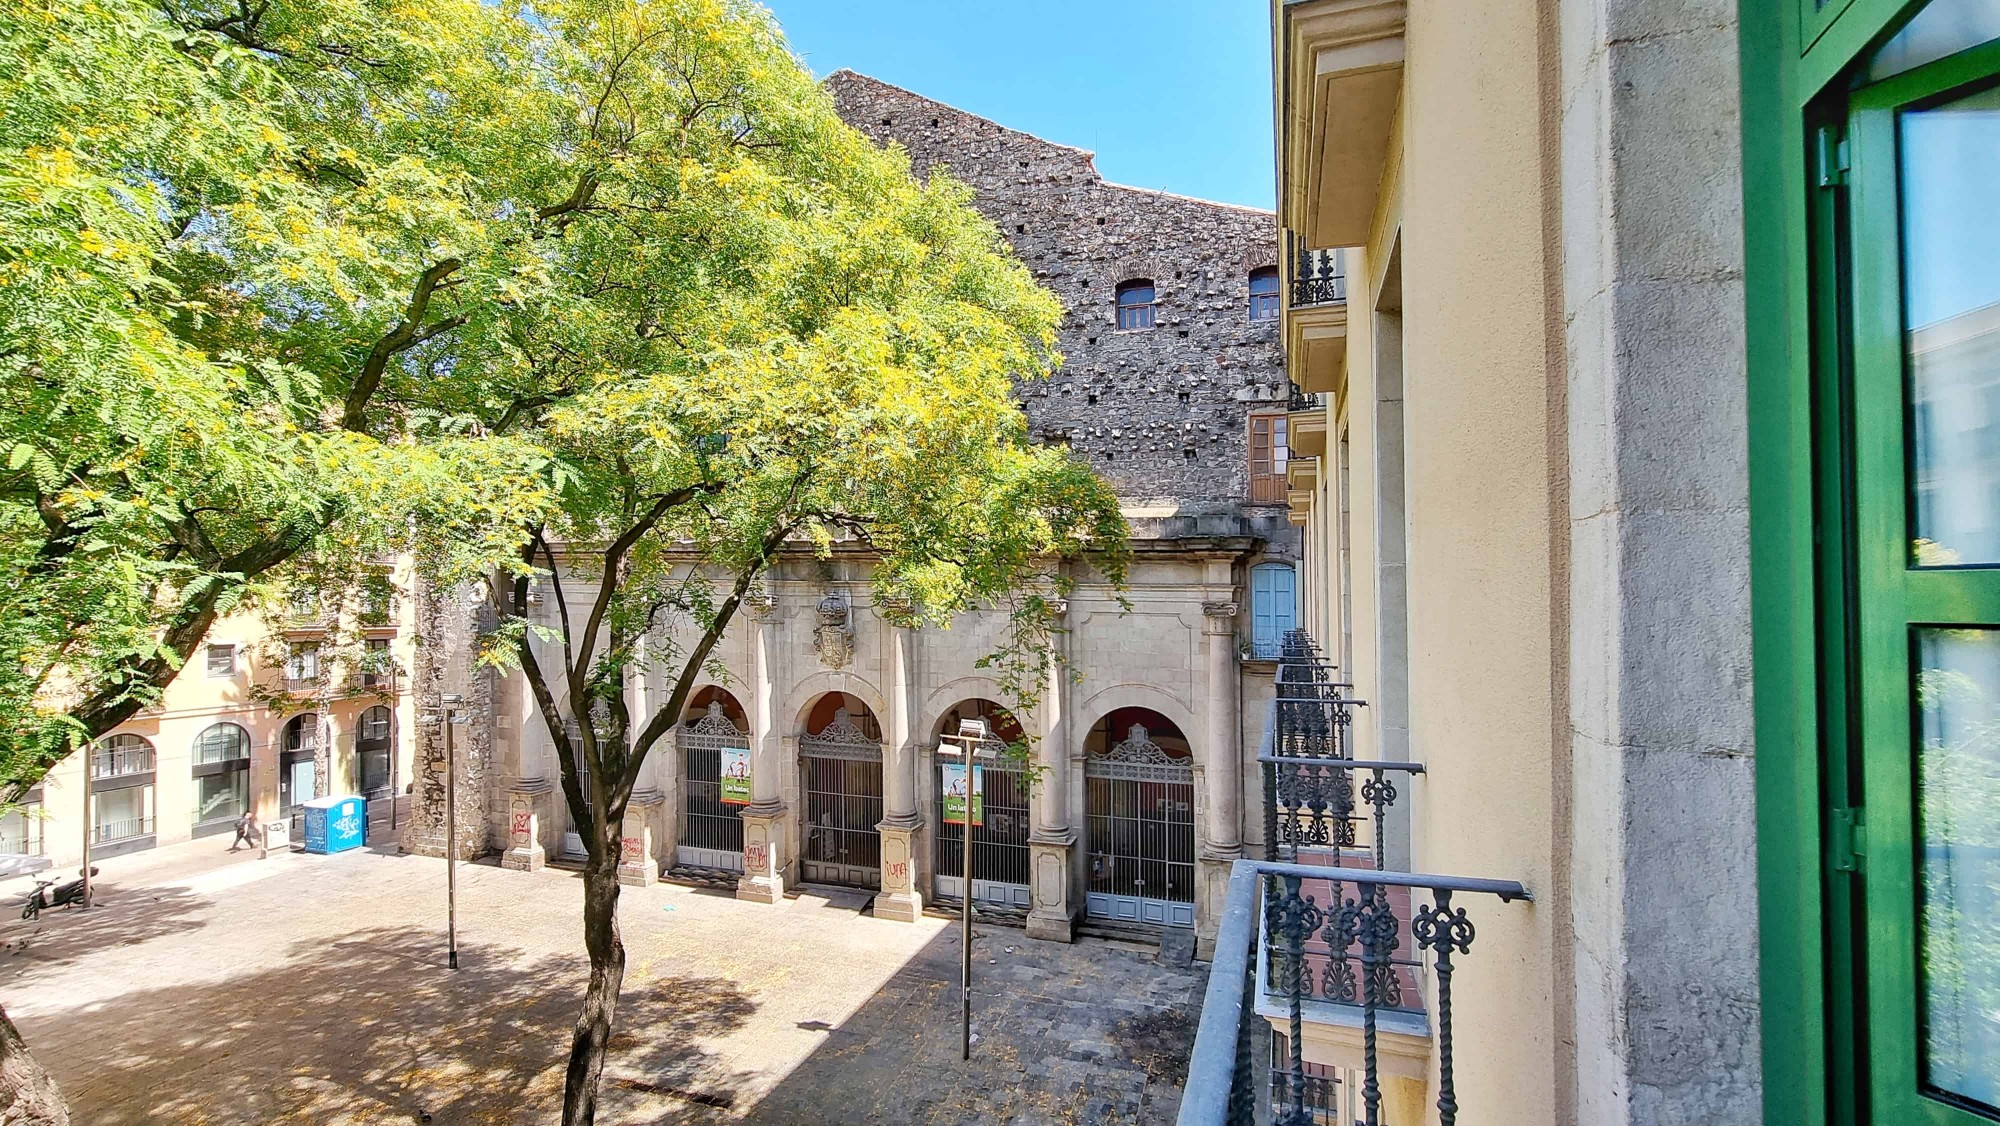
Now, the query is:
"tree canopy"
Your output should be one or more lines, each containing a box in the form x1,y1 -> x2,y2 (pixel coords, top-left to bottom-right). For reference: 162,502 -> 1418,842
3,0 -> 1127,1119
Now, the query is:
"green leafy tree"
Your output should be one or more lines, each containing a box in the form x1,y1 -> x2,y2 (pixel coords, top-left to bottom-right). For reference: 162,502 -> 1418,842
457,4 -> 1127,1120
0,0 -> 557,802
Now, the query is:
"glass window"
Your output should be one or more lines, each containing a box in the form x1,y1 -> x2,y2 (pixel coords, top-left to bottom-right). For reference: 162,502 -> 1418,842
1913,628 -> 2000,1110
1249,266 -> 1281,320
0,803 -> 43,856
93,785 -> 152,843
1904,83 -> 2000,566
1867,0 -> 2000,81
359,705 -> 391,743
361,637 -> 392,688
92,733 -> 153,778
359,574 -> 395,625
286,643 -> 319,682
205,643 -> 236,677
1115,280 -> 1156,330
194,769 -> 247,826
283,714 -> 318,752
194,723 -> 250,765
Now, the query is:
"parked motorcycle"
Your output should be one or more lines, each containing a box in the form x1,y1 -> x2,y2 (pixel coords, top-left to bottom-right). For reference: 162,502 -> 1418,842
19,867 -> 97,920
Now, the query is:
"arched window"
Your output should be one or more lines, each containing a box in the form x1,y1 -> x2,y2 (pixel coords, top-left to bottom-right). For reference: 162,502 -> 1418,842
192,723 -> 251,832
1114,279 -> 1157,330
1249,265 -> 1281,320
92,733 -> 156,852
1250,563 -> 1298,659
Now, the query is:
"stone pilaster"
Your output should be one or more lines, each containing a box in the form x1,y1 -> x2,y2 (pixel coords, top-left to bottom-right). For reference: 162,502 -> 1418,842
737,591 -> 791,904
1026,829 -> 1078,943
617,790 -> 664,887
1198,597 -> 1243,956
1027,596 -> 1078,943
873,602 -> 926,921
500,781 -> 551,872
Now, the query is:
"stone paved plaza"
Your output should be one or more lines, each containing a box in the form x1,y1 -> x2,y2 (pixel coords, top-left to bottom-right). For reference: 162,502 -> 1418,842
0,839 -> 1200,1124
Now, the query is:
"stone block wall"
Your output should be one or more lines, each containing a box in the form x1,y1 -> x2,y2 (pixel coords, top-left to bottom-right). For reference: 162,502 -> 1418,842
827,71 -> 1294,540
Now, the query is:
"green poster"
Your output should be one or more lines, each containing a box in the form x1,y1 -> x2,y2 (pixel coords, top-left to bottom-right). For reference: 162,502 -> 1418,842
719,746 -> 751,805
941,761 -> 983,826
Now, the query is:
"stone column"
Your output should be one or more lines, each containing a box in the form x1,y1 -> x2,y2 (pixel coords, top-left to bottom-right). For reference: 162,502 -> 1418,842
1027,597 -> 1078,943
1198,598 -> 1243,954
500,592 -> 556,872
737,591 -> 789,904
874,602 -> 925,922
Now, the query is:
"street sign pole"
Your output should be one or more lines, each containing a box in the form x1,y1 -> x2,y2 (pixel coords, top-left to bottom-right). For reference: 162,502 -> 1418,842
443,692 -> 461,971
943,717 -> 991,1062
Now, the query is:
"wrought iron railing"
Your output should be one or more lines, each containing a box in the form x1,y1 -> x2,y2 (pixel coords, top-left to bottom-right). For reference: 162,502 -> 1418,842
1288,234 -> 1346,308
1180,630 -> 1530,1126
1287,383 -> 1321,413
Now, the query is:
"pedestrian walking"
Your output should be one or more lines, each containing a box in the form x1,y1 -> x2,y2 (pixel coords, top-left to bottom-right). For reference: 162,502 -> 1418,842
229,809 -> 258,852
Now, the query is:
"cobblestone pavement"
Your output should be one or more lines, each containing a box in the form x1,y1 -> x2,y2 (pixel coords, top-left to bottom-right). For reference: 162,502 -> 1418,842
0,839 -> 1200,1124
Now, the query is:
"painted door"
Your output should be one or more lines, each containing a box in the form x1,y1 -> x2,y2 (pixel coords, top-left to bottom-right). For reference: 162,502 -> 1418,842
1841,43 -> 2000,1125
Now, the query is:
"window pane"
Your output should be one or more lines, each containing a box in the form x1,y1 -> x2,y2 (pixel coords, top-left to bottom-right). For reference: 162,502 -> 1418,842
1868,0 -> 2000,82
1903,84 -> 2000,565
194,770 -> 247,825
94,786 -> 150,842
196,723 -> 248,765
1913,627 -> 2000,1110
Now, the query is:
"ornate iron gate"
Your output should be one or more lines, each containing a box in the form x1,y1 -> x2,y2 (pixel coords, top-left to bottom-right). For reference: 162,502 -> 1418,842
933,739 -> 1031,911
1084,724 -> 1197,928
800,709 -> 883,889
675,702 -> 746,872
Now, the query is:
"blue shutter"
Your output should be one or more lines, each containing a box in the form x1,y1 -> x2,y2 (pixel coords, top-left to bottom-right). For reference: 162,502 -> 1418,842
1251,565 -> 1296,658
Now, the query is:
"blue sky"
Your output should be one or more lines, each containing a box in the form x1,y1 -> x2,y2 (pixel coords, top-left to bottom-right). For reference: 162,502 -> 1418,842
765,0 -> 1277,211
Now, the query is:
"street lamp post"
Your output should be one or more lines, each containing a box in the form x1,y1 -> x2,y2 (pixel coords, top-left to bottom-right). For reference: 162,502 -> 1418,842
939,717 -> 996,1061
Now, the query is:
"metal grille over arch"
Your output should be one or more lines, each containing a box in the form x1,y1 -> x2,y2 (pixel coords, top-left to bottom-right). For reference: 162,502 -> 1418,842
1085,722 -> 1197,928
932,702 -> 1031,913
675,700 -> 748,874
800,707 -> 884,889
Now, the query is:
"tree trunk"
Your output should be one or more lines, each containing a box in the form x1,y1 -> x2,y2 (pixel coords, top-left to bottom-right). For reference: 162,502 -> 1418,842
561,858 -> 626,1126
0,1005 -> 68,1126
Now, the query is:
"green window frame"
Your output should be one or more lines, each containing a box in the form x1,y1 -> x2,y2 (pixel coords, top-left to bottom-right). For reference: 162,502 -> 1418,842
1748,4 -> 2000,1126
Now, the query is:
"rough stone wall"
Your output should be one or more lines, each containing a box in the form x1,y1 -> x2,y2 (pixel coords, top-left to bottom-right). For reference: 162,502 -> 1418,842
827,72 -> 1294,549
401,575 -> 497,861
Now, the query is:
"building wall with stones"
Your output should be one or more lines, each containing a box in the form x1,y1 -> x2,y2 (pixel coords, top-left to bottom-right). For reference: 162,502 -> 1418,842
826,70 -> 1296,546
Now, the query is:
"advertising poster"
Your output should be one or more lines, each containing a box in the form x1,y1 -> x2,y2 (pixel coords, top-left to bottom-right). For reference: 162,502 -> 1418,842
941,760 -> 984,826
719,746 -> 752,805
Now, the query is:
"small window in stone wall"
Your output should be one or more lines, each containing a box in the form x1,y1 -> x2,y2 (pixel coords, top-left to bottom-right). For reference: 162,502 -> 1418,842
1248,412 -> 1289,504
1115,280 -> 1156,331
1249,266 -> 1281,321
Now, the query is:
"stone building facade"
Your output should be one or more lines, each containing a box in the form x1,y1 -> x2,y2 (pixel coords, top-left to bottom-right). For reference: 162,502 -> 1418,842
406,74 -> 1301,946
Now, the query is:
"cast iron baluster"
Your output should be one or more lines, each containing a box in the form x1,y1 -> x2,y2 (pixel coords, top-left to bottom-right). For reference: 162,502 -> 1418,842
1413,890 -> 1477,1126
1355,887 -> 1400,1126
1229,931 -> 1259,1126
1362,767 -> 1396,872
1274,875 -> 1323,1126
1263,758 -> 1280,863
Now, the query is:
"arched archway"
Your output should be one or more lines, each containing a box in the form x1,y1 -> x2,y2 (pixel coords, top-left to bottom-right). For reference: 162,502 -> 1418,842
1083,708 -> 1196,928
931,699 -> 1031,911
799,694 -> 884,889
675,686 -> 750,873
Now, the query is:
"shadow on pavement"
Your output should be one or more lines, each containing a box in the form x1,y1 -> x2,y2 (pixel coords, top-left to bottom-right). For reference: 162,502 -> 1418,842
17,926 -> 759,1125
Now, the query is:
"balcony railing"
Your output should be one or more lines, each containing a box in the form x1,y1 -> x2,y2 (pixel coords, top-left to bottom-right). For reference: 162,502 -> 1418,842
1181,630 -> 1529,1126
1287,384 -> 1321,414
1288,236 -> 1346,308
90,745 -> 155,779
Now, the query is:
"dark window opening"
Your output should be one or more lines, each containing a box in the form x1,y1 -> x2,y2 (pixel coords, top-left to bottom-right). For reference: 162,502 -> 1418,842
1115,280 -> 1157,331
1250,265 -> 1281,321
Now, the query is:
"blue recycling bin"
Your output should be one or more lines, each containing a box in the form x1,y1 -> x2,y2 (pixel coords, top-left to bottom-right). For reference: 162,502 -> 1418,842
302,795 -> 367,854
